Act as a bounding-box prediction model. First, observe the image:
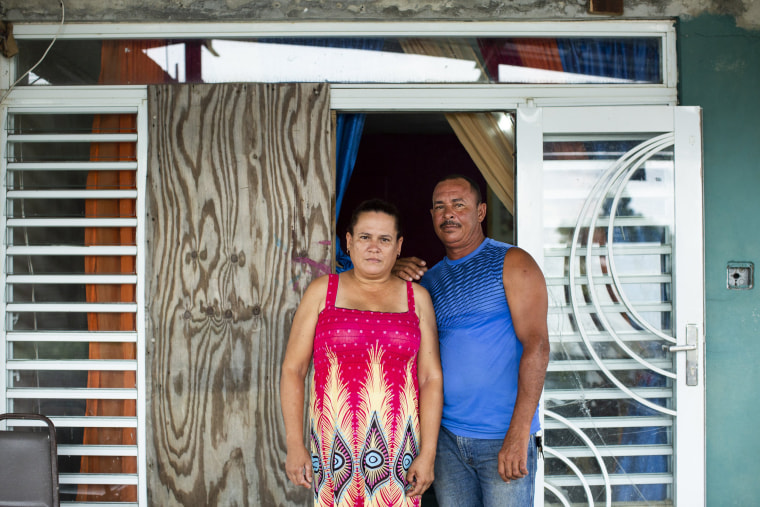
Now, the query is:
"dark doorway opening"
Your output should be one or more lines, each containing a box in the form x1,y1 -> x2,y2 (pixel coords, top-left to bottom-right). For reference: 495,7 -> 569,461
337,112 -> 513,268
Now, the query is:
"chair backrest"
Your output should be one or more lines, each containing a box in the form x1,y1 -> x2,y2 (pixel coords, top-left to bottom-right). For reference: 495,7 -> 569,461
0,413 -> 59,507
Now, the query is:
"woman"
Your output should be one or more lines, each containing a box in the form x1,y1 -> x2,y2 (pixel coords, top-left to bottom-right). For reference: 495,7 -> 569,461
280,199 -> 443,506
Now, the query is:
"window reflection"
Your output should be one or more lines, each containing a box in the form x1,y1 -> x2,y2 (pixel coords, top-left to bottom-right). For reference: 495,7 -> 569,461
16,36 -> 663,86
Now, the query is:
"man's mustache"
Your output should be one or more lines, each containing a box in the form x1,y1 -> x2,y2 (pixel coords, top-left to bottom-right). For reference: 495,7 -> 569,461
440,220 -> 459,228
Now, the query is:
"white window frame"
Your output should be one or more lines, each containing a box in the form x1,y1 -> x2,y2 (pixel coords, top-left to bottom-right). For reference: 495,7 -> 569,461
4,20 -> 678,110
0,87 -> 149,506
1,20 -> 680,506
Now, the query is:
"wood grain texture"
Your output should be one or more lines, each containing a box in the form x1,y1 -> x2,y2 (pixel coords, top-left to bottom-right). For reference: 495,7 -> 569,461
146,83 -> 332,505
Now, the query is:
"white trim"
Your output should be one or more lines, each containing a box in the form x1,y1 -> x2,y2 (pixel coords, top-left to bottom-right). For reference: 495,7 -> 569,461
135,95 -> 150,507
330,83 -> 677,110
672,106 -> 706,507
2,87 -> 148,107
3,20 -> 679,109
542,105 -> 675,133
3,83 -> 678,110
12,19 -> 677,39
515,105 -> 545,258
516,104 -> 545,507
0,101 -> 7,413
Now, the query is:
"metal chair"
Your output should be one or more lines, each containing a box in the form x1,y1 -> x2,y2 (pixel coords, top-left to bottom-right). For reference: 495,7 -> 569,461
0,412 -> 60,507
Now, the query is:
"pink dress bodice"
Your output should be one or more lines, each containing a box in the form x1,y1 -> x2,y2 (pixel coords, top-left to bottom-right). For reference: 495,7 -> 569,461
309,273 -> 422,506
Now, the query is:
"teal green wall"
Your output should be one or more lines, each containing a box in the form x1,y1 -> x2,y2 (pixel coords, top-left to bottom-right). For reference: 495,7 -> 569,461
678,14 -> 760,506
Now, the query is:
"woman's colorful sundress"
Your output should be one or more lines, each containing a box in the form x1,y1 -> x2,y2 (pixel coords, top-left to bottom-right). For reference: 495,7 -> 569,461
309,273 -> 422,506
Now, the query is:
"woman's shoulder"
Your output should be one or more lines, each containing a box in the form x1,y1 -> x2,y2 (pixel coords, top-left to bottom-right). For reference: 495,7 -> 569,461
301,274 -> 332,302
411,280 -> 433,305
309,272 -> 332,288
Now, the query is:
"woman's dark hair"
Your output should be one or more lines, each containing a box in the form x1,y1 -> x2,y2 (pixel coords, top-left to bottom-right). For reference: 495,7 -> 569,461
348,199 -> 403,239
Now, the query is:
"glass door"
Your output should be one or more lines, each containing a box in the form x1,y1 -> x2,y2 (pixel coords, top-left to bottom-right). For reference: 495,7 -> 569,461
516,106 -> 705,507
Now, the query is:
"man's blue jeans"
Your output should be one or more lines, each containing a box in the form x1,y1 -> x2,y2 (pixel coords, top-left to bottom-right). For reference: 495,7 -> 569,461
433,426 -> 538,507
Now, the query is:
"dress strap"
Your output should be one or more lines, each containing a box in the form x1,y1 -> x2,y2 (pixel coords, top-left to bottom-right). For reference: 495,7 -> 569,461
406,280 -> 416,314
325,273 -> 339,310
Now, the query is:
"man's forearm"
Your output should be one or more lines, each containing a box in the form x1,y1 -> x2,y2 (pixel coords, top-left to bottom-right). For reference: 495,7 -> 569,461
508,339 -> 549,437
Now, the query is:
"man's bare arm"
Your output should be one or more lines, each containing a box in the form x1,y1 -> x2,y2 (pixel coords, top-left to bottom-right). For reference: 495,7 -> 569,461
497,247 -> 550,482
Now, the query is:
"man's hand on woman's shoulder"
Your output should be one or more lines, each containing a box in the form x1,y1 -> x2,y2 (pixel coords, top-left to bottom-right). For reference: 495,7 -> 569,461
392,256 -> 428,282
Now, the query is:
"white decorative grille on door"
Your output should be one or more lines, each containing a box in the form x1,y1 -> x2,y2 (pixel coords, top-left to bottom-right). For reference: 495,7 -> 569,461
542,133 -> 677,506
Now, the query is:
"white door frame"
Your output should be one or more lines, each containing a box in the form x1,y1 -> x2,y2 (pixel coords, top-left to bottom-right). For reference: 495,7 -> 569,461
516,104 -> 705,506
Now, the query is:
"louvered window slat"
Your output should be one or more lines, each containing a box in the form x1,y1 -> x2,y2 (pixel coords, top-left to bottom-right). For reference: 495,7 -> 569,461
7,331 -> 138,342
58,444 -> 139,457
2,105 -> 146,503
8,274 -> 138,284
546,473 -> 673,487
549,445 -> 673,458
7,218 -> 138,227
7,416 -> 138,428
8,359 -> 137,371
8,161 -> 138,171
544,387 -> 672,400
59,474 -> 139,486
7,303 -> 138,313
8,133 -> 138,143
8,190 -> 138,199
62,503 -> 138,507
8,388 -> 138,400
7,246 -> 138,255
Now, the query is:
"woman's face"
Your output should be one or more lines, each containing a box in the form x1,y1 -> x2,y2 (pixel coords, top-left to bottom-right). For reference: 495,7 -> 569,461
346,211 -> 403,277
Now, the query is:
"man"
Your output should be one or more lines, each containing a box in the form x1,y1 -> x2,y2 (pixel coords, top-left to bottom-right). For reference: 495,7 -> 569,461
394,174 -> 549,507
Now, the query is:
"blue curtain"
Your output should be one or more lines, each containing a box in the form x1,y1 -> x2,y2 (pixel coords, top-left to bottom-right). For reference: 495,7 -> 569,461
556,38 -> 666,502
556,38 -> 661,82
334,113 -> 367,272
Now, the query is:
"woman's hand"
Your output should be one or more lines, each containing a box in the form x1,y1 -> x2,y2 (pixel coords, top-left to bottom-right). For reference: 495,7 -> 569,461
404,453 -> 435,498
285,445 -> 313,489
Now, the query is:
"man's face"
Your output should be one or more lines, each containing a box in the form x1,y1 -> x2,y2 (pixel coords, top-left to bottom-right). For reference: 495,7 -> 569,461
430,178 -> 486,251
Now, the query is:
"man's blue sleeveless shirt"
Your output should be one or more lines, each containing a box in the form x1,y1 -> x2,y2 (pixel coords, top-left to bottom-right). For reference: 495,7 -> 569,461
421,238 -> 541,438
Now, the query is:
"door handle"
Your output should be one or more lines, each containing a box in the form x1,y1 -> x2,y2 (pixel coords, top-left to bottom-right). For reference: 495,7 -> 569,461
663,324 -> 699,386
666,344 -> 697,352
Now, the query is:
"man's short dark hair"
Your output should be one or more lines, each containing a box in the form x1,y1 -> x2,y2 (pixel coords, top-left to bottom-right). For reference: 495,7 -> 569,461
435,174 -> 483,204
348,198 -> 403,239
